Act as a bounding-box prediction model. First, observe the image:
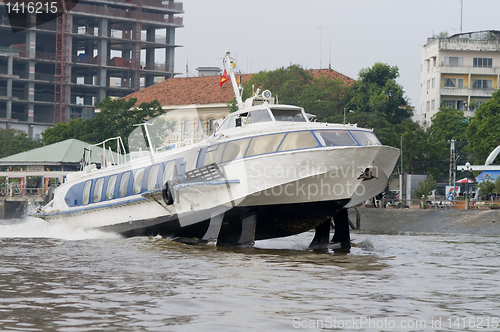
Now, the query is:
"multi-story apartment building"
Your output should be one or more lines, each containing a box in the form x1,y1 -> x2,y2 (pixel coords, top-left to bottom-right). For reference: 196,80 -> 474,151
0,0 -> 183,139
420,30 -> 500,128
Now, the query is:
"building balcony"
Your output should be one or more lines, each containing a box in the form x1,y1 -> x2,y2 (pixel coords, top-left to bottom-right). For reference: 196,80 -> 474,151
440,66 -> 500,75
440,86 -> 499,97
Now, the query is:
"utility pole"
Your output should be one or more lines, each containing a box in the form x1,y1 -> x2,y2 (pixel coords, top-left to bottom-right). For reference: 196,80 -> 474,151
400,135 -> 404,204
449,139 -> 455,186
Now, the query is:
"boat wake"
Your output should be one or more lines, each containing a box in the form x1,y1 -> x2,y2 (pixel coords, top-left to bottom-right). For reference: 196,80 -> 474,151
0,217 -> 122,241
354,235 -> 390,252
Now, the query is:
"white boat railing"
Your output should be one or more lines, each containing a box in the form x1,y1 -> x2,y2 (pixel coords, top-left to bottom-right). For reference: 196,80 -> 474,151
155,139 -> 193,153
84,137 -> 128,169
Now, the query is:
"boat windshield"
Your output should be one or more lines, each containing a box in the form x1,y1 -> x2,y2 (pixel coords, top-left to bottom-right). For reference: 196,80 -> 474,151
271,109 -> 307,122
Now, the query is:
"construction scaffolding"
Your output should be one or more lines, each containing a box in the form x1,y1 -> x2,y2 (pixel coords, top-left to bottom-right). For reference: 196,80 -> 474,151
54,0 -> 71,123
0,0 -> 183,135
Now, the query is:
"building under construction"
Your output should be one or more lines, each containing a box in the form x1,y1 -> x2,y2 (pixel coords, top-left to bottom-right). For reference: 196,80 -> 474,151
0,0 -> 183,139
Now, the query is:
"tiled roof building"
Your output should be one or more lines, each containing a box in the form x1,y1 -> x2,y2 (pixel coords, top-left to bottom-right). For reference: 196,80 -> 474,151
123,69 -> 354,144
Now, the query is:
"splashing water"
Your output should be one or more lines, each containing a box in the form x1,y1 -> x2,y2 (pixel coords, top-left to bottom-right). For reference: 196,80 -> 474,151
0,217 -> 121,241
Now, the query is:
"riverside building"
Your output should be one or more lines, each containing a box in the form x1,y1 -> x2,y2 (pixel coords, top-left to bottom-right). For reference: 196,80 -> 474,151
420,30 -> 500,128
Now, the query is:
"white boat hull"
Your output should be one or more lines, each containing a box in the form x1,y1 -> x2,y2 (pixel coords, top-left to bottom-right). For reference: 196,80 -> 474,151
36,145 -> 398,243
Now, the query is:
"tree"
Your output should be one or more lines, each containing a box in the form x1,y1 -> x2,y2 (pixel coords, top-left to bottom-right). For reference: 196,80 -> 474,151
466,89 -> 500,164
41,98 -> 166,151
477,176 -> 495,199
0,128 -> 42,158
426,106 -> 469,180
345,63 -> 413,147
428,107 -> 468,143
413,174 -> 437,198
41,118 -> 90,145
242,65 -> 352,121
347,63 -> 413,126
243,64 -> 314,105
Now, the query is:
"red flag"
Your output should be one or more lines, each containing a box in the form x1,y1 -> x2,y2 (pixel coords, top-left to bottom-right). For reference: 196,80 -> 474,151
220,69 -> 229,87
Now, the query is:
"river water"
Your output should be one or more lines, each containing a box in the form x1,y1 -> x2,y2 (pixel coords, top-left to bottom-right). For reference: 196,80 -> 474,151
1,217 -> 500,331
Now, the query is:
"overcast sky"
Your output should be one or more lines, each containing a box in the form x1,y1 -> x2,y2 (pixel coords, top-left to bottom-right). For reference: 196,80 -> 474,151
174,0 -> 499,116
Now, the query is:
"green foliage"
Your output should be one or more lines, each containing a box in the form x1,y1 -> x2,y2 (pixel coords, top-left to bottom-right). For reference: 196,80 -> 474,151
41,118 -> 90,145
495,177 -> 500,194
395,119 -> 444,176
243,62 -> 411,149
428,107 -> 468,142
345,63 -> 412,147
242,65 -> 352,121
466,90 -> 500,164
347,63 -> 412,126
438,31 -> 449,38
243,64 -> 313,104
0,128 -> 42,158
413,174 -> 437,198
477,176 -> 495,198
424,106 -> 469,179
41,98 -> 166,151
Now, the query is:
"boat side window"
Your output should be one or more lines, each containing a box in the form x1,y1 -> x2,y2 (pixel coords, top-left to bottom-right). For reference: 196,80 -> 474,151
278,131 -> 319,152
106,175 -> 117,200
203,144 -> 225,166
93,178 -> 104,203
218,114 -> 237,131
350,131 -> 381,146
247,109 -> 272,124
82,180 -> 92,205
119,171 -> 131,197
133,168 -> 145,194
221,138 -> 251,163
147,164 -> 161,190
246,133 -> 286,157
271,109 -> 306,122
162,161 -> 175,184
314,130 -> 357,146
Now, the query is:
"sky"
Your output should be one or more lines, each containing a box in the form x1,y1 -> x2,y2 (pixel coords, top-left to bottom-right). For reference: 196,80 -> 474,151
173,0 -> 499,117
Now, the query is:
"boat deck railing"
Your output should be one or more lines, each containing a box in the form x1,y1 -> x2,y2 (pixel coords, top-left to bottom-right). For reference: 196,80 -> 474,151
155,138 -> 193,153
83,137 -> 194,169
84,137 -> 128,169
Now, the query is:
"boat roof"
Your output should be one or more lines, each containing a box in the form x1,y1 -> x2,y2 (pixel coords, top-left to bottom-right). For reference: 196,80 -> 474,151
231,103 -> 303,116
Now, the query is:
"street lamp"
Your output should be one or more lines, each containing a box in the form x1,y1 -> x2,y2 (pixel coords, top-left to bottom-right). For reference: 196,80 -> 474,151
465,162 -> 470,210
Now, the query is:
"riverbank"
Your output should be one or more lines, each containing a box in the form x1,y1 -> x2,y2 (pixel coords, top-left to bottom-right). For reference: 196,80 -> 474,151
354,208 -> 500,235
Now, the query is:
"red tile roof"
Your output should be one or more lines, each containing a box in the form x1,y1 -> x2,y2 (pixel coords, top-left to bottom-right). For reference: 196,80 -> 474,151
125,74 -> 252,107
125,69 -> 355,106
310,68 -> 356,85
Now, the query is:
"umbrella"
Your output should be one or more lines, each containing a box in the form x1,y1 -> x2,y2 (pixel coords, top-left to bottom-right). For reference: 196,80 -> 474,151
456,178 -> 475,184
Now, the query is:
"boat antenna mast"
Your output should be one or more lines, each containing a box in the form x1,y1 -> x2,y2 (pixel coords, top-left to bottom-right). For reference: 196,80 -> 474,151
222,52 -> 243,108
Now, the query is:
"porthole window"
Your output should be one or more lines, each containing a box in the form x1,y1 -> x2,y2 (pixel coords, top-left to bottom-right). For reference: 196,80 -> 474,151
82,180 -> 92,205
119,172 -> 131,197
147,164 -> 160,190
106,175 -> 117,200
163,161 -> 175,184
133,168 -> 145,194
93,178 -> 104,203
